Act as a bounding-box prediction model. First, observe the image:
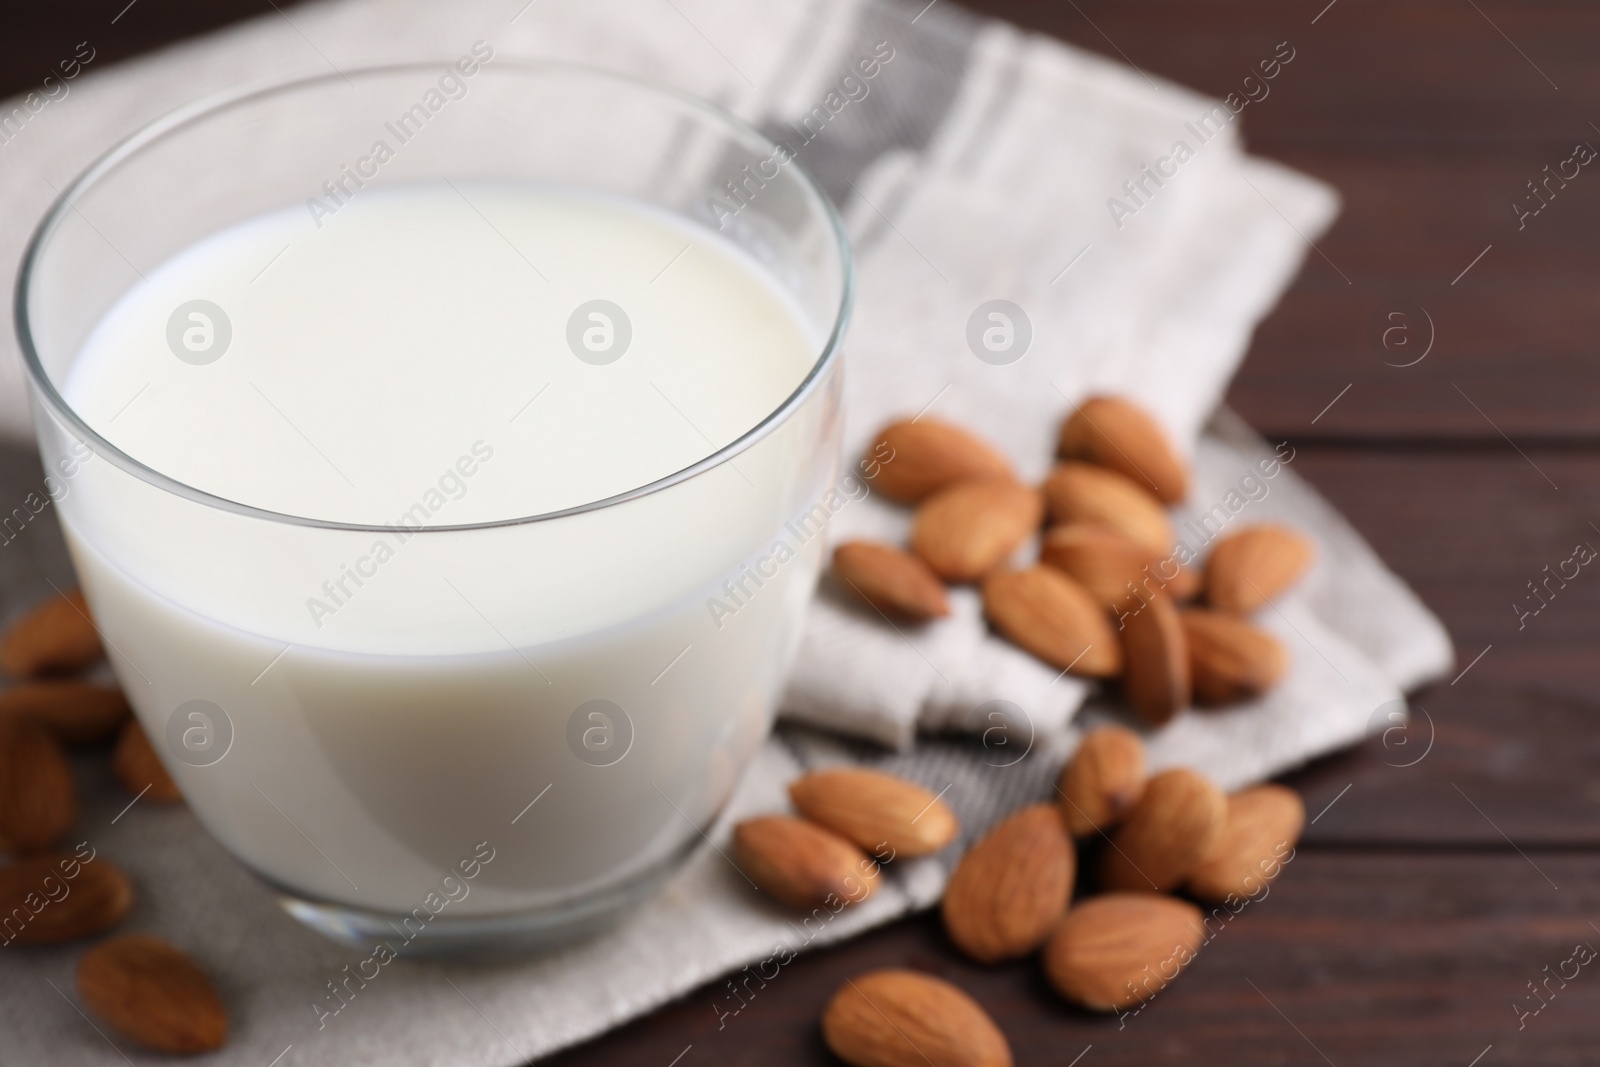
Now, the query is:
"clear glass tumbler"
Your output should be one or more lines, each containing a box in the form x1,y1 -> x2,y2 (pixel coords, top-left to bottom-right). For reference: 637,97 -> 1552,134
15,60 -> 851,956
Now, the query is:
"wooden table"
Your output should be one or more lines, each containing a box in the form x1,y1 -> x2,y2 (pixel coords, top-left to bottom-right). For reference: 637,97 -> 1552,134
8,2 -> 1598,1063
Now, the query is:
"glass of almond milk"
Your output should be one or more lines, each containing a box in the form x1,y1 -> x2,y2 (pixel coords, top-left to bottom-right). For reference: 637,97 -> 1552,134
16,57 -> 851,956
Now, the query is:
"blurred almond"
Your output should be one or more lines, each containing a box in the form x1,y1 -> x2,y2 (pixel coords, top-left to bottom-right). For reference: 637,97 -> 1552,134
822,969 -> 1012,1067
1099,767 -> 1226,892
866,419 -> 1013,504
1119,591 -> 1190,725
0,850 -> 133,944
833,541 -> 950,621
78,935 -> 227,1054
1205,525 -> 1314,613
789,767 -> 958,858
1058,726 -> 1147,838
0,590 -> 103,679
942,804 -> 1074,963
112,720 -> 183,803
1182,609 -> 1289,705
1059,396 -> 1189,503
1187,785 -> 1305,904
733,815 -> 878,910
1039,524 -> 1154,612
1041,463 -> 1173,558
0,681 -> 130,745
911,481 -> 1041,582
0,718 -> 75,853
1166,564 -> 1202,602
982,567 -> 1121,677
1042,893 -> 1204,1011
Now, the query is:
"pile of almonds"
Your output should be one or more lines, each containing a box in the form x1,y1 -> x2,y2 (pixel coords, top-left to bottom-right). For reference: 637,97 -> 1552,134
739,728 -> 1306,1067
832,395 -> 1315,723
0,589 -> 228,1054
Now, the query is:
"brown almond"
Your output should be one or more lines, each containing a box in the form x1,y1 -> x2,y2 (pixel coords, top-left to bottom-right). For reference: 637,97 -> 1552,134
0,681 -> 130,745
866,419 -> 1014,504
1099,767 -> 1226,892
1182,609 -> 1289,705
0,718 -> 75,853
822,969 -> 1012,1067
911,481 -> 1042,582
942,804 -> 1074,963
1187,785 -> 1305,904
982,567 -> 1121,677
789,768 -> 958,858
1060,396 -> 1189,503
78,935 -> 227,1054
833,541 -> 950,621
1205,524 -> 1315,613
1058,726 -> 1147,838
1120,591 -> 1190,725
1166,564 -> 1202,602
0,850 -> 134,944
733,815 -> 878,910
1041,463 -> 1173,558
1042,893 -> 1205,1011
0,590 -> 103,679
112,719 -> 184,803
1039,524 -> 1154,612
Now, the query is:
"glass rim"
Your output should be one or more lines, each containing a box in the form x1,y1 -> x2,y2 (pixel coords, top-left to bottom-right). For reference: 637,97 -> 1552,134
14,59 -> 854,534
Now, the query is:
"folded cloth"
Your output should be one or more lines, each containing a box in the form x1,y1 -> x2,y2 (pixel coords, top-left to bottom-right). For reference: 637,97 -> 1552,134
0,0 -> 1453,1064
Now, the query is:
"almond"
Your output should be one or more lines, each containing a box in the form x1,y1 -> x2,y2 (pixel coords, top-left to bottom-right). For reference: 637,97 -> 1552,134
1119,590 -> 1190,725
789,768 -> 958,858
822,969 -> 1011,1067
0,718 -> 75,853
1205,524 -> 1315,613
1042,893 -> 1205,1011
1099,768 -> 1225,892
1182,609 -> 1289,705
1166,563 -> 1202,602
733,815 -> 878,910
941,804 -> 1074,963
1041,463 -> 1173,558
866,419 -> 1014,504
0,682 -> 130,745
78,935 -> 228,1053
982,567 -> 1121,677
1059,396 -> 1189,503
112,719 -> 183,803
1186,785 -> 1305,904
0,589 -> 103,679
1039,524 -> 1154,612
833,541 -> 950,621
911,481 -> 1042,582
0,851 -> 134,944
1058,726 -> 1147,838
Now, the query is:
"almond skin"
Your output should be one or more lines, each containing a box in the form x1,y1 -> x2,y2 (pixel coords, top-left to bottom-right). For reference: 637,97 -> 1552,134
112,719 -> 184,803
0,850 -> 134,944
0,718 -> 75,853
1099,768 -> 1226,892
1059,396 -> 1189,503
1119,590 -> 1191,725
867,419 -> 1014,504
1041,463 -> 1173,558
912,481 -> 1042,583
1058,726 -> 1147,838
733,815 -> 878,910
789,768 -> 958,859
822,969 -> 1012,1067
833,541 -> 951,621
1039,524 -> 1155,613
1205,524 -> 1315,613
1166,564 -> 1202,602
0,589 -> 103,679
1042,893 -> 1205,1011
78,935 -> 228,1054
1187,785 -> 1305,904
982,567 -> 1121,677
0,682 -> 131,745
1182,609 -> 1289,705
942,804 -> 1074,963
